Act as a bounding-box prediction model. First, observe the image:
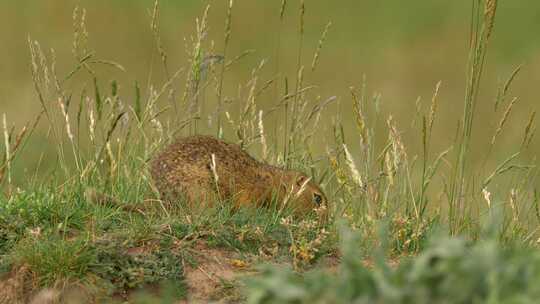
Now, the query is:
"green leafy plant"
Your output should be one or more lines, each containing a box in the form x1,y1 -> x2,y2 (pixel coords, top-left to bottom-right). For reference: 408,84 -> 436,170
246,227 -> 540,304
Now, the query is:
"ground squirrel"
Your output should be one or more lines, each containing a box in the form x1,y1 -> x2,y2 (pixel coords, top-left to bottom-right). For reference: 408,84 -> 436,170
150,135 -> 327,215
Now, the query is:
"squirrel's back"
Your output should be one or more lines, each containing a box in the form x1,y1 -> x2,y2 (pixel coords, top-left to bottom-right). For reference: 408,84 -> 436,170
150,135 -> 327,215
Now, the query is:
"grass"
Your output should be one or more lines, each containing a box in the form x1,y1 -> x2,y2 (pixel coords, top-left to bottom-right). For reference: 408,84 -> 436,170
0,0 -> 539,302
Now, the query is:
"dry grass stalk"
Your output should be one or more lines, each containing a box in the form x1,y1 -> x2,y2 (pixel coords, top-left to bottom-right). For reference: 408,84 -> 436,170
521,111 -> 537,149
483,0 -> 498,41
34,42 -> 51,93
72,6 -> 89,60
384,151 -> 394,186
387,115 -> 406,170
224,0 -> 233,45
144,68 -> 184,123
235,61 -> 266,147
491,96 -> 518,145
28,38 -> 48,112
290,66 -> 305,141
509,188 -> 518,222
481,152 -> 520,189
287,0 -> 306,163
0,110 -> 42,185
58,98 -> 74,142
328,153 -> 350,196
311,21 -> 332,71
299,0 -> 305,35
2,114 -> 11,185
258,110 -> 268,160
216,0 -> 234,137
50,49 -> 63,95
350,87 -> 368,146
106,142 -> 117,177
150,0 -> 180,118
343,144 -> 363,189
428,81 -> 442,133
280,0 -> 287,20
150,0 -> 167,68
524,127 -> 536,149
72,6 -> 94,78
184,5 -> 211,133
482,188 -> 492,209
448,0 -> 501,232
495,65 -> 522,111
88,102 -> 96,144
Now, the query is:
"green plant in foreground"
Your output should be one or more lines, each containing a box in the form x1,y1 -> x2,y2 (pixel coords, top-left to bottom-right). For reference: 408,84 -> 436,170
246,226 -> 540,304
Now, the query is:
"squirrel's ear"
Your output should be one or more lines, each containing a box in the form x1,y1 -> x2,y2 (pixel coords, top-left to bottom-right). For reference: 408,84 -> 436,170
296,175 -> 308,187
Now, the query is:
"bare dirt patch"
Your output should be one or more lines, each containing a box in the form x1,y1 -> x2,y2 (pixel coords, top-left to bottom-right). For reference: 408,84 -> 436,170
182,241 -> 253,303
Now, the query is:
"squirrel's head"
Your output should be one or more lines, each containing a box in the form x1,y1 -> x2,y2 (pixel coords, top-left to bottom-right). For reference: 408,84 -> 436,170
279,171 -> 328,219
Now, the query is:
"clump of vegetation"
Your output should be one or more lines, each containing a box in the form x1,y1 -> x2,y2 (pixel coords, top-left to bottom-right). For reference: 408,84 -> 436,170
0,186 -> 187,301
247,225 -> 540,304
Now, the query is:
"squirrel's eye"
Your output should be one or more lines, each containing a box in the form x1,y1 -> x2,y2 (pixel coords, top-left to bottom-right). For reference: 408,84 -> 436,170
313,193 -> 323,205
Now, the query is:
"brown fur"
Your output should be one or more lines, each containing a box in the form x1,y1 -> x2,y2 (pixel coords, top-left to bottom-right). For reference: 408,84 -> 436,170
150,135 -> 327,215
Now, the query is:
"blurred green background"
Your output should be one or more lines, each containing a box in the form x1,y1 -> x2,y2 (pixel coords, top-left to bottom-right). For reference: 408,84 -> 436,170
1,1 -> 539,183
